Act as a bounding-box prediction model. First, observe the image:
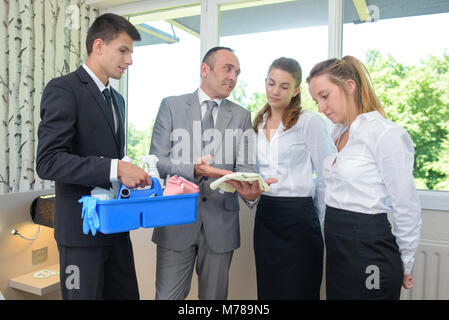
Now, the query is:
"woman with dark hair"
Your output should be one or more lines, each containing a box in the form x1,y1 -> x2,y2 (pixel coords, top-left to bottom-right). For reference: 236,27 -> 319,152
307,55 -> 421,300
252,57 -> 333,299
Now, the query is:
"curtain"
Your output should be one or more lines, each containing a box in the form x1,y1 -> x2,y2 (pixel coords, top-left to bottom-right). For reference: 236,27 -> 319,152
0,0 -> 98,194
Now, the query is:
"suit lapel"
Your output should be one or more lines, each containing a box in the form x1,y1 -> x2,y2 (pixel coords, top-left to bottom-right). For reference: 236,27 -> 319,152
75,67 -> 121,156
214,99 -> 233,152
111,89 -> 126,158
185,91 -> 202,160
76,67 -> 116,134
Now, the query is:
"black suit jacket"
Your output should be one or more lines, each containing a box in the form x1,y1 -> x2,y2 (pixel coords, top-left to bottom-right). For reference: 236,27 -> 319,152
36,66 -> 128,246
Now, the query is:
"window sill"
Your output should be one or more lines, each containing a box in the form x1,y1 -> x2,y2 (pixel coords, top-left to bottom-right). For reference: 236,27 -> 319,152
418,190 -> 449,212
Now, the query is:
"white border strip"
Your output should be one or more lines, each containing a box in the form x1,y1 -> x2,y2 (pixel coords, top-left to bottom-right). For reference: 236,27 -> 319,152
328,0 -> 343,58
418,190 -> 449,212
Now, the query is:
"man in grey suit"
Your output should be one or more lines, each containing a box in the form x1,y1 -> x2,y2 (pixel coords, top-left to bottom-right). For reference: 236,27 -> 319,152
150,47 -> 270,300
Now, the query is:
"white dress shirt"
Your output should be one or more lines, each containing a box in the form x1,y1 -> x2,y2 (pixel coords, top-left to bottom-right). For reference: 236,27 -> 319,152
82,64 -> 119,182
255,110 -> 334,222
198,87 -> 223,124
323,110 -> 422,274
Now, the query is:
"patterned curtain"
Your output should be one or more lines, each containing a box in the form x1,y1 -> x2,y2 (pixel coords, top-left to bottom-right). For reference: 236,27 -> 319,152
0,0 -> 98,194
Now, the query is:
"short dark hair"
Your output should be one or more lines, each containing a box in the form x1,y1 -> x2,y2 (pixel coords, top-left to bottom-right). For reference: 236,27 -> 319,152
202,46 -> 234,69
86,13 -> 141,55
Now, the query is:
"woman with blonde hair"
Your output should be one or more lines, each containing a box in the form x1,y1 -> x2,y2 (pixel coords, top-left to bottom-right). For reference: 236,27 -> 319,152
307,55 -> 422,300
252,57 -> 333,299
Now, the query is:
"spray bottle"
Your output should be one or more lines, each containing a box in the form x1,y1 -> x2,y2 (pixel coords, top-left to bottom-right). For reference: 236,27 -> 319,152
140,155 -> 163,187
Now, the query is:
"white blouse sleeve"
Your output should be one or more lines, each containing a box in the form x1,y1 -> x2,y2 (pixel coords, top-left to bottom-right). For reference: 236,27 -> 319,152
375,126 -> 422,274
304,113 -> 334,224
252,131 -> 259,174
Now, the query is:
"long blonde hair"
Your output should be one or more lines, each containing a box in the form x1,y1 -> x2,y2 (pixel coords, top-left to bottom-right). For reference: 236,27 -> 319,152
306,55 -> 385,122
253,57 -> 302,133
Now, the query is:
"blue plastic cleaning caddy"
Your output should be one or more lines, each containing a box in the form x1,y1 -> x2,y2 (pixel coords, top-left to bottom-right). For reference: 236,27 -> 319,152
93,178 -> 199,234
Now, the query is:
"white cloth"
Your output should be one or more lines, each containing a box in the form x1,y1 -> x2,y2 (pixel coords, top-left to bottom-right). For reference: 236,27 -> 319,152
82,63 -> 119,183
324,110 -> 421,274
210,172 -> 269,193
254,110 -> 333,223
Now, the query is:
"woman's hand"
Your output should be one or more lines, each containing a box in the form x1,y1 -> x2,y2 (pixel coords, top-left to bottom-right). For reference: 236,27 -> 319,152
402,274 -> 414,289
225,178 -> 278,201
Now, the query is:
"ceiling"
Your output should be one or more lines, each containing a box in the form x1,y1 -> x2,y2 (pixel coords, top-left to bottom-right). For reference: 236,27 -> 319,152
86,0 -> 140,10
86,0 -> 449,46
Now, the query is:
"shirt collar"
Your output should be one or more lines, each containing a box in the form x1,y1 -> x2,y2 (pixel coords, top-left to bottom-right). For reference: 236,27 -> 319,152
82,63 -> 111,93
351,110 -> 382,130
198,87 -> 223,108
259,111 -> 285,131
359,110 -> 382,121
332,123 -> 348,141
332,110 -> 382,140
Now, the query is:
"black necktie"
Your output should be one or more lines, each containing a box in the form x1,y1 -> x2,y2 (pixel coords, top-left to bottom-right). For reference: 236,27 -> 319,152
102,88 -> 118,134
102,88 -> 125,158
202,100 -> 217,155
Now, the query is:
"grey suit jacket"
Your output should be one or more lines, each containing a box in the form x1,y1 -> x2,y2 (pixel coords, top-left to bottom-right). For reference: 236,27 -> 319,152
150,90 -> 255,253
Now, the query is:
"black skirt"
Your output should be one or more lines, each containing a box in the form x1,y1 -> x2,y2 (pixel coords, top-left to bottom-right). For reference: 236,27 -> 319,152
324,205 -> 404,300
254,195 -> 324,300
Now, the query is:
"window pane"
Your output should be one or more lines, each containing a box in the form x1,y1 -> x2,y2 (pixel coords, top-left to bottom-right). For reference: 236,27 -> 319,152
127,9 -> 200,165
343,0 -> 449,191
220,0 -> 328,118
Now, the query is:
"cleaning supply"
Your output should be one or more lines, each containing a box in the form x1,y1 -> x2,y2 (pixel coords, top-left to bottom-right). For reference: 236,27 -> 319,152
90,187 -> 115,200
115,177 -> 163,200
163,175 -> 200,196
140,155 -> 163,187
78,196 -> 100,235
79,177 -> 199,235
210,172 -> 270,193
119,187 -> 131,199
90,156 -> 133,200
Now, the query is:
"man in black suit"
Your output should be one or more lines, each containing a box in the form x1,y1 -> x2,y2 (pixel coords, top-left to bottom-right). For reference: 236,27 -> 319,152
36,13 -> 151,300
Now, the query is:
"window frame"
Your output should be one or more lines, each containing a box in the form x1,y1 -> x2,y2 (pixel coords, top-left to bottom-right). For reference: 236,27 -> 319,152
105,0 -> 449,210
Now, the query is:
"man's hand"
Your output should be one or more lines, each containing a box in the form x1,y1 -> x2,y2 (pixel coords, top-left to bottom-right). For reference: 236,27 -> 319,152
117,160 -> 152,188
194,155 -> 232,178
225,178 -> 278,201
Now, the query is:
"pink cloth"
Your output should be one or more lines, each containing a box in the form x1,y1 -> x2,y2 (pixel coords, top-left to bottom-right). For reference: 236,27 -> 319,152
163,175 -> 199,196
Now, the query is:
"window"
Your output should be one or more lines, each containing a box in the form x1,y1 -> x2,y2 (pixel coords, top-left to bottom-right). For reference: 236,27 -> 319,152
219,0 -> 329,117
113,0 -> 449,209
126,6 -> 201,164
342,0 -> 449,192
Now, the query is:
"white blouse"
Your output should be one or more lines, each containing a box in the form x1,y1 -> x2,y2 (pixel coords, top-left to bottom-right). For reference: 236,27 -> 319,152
255,110 -> 334,222
324,110 -> 422,274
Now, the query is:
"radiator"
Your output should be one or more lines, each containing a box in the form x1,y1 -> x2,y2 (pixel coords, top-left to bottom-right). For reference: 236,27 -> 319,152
401,240 -> 449,300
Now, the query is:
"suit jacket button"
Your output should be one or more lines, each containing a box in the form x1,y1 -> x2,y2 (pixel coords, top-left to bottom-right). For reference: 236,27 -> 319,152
202,197 -> 207,202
